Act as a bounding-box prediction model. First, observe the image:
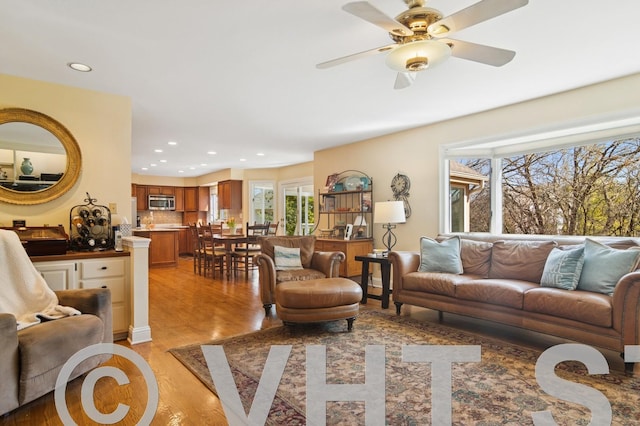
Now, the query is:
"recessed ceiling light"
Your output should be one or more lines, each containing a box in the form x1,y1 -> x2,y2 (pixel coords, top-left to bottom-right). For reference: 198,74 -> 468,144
178,170 -> 184,173
160,159 -> 167,163
239,158 -> 247,162
189,167 -> 196,170
154,149 -> 163,153
141,167 -> 148,171
168,141 -> 178,146
200,163 -> 207,167
68,62 -> 92,72
207,151 -> 217,155
150,163 -> 157,167
257,153 -> 265,156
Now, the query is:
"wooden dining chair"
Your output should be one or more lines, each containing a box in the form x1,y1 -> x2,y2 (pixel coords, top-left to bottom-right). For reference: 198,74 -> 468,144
188,223 -> 205,275
268,221 -> 279,236
232,222 -> 270,275
202,223 -> 226,278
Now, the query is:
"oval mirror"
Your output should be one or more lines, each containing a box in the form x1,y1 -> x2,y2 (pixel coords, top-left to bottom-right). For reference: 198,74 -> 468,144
0,108 -> 81,205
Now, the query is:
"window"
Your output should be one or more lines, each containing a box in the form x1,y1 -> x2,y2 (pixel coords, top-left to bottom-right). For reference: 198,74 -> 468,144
249,181 -> 275,225
446,137 -> 640,236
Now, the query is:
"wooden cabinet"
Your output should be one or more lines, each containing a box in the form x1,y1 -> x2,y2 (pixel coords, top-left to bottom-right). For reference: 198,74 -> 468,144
218,180 -> 242,210
135,185 -> 148,210
315,238 -> 373,277
32,253 -> 131,340
174,186 -> 185,212
184,187 -> 198,211
199,186 -> 210,212
147,186 -> 174,195
133,230 -> 179,268
178,228 -> 190,255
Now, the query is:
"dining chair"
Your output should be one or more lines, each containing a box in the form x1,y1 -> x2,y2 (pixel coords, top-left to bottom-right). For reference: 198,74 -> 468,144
232,221 -> 270,275
202,223 -> 226,278
268,221 -> 279,236
188,223 -> 204,275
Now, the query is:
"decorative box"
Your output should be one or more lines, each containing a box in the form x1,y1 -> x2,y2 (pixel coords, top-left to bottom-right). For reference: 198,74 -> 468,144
2,225 -> 69,256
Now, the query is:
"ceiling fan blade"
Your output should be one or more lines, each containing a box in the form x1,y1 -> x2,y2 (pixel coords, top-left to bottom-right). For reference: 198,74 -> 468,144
394,72 -> 416,90
342,1 -> 414,37
441,38 -> 515,66
316,44 -> 397,69
428,0 -> 528,36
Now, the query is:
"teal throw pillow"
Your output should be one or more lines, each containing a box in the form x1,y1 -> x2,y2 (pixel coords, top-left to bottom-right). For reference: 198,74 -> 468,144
418,236 -> 463,274
540,246 -> 584,290
577,239 -> 640,295
274,245 -> 303,271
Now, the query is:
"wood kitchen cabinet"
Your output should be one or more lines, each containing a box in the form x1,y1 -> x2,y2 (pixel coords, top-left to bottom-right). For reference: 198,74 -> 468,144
184,187 -> 198,211
147,186 -> 174,195
315,238 -> 373,277
198,186 -> 210,212
133,230 -> 179,268
135,185 -> 148,210
174,186 -> 185,212
218,179 -> 242,210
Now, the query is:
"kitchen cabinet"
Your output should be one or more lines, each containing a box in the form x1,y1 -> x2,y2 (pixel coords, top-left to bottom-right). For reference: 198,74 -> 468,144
184,187 -> 198,211
218,179 -> 242,210
174,186 -> 185,212
315,238 -> 373,277
32,252 -> 131,340
178,228 -> 190,255
133,229 -> 179,267
199,186 -> 210,212
135,185 -> 148,210
147,186 -> 174,195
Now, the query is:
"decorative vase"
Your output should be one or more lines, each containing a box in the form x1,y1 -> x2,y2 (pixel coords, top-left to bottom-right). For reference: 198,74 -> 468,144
20,158 -> 33,175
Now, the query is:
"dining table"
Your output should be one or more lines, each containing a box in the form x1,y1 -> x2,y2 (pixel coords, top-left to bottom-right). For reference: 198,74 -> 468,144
212,233 -> 259,278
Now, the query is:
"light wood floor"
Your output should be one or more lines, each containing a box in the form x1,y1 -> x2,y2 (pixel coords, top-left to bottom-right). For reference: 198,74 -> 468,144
1,257 -> 625,425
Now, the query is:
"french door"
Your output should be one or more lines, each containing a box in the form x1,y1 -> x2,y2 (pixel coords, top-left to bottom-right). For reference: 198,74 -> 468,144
279,178 -> 314,236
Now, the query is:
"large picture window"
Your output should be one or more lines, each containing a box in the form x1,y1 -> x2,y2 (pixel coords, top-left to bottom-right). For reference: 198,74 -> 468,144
448,137 -> 640,236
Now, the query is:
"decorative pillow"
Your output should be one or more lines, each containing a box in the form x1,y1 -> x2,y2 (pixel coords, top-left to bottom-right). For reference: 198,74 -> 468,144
460,239 -> 493,277
274,245 -> 303,271
540,246 -> 584,290
489,240 -> 557,283
418,236 -> 463,274
259,236 -> 315,268
577,239 -> 640,295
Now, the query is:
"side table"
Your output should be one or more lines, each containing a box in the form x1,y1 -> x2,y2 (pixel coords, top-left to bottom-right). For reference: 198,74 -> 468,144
355,255 -> 391,309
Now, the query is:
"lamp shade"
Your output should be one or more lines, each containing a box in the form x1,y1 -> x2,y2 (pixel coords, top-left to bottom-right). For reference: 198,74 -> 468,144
385,40 -> 451,72
374,201 -> 406,224
353,215 -> 367,226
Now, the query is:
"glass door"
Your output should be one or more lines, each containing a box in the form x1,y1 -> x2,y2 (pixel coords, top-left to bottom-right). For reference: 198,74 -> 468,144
280,179 -> 314,236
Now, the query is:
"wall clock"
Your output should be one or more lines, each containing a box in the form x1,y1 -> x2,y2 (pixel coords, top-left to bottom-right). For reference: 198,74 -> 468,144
391,173 -> 411,218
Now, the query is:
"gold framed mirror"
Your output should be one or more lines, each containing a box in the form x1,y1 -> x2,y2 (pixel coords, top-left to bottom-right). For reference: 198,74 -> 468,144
0,108 -> 81,205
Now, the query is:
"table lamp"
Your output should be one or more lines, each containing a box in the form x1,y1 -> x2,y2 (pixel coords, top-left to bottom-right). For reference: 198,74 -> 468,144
374,201 -> 406,254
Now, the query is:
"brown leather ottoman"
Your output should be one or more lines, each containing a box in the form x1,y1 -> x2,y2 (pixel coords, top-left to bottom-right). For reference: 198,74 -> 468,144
275,277 -> 363,331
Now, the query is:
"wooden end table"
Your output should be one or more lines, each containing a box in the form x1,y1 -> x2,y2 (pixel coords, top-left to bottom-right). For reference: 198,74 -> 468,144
355,255 -> 391,309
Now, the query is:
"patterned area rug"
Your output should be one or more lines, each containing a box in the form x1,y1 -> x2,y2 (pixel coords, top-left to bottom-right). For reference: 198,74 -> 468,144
169,310 -> 640,425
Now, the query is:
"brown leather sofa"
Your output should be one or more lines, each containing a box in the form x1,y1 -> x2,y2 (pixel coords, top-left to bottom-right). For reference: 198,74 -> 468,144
390,233 -> 640,370
0,288 -> 112,415
256,236 -> 345,315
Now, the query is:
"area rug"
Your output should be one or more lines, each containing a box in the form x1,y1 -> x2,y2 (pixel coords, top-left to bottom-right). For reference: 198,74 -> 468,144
169,310 -> 640,425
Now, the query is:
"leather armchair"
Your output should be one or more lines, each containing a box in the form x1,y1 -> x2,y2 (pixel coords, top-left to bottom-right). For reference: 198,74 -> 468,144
256,236 -> 345,315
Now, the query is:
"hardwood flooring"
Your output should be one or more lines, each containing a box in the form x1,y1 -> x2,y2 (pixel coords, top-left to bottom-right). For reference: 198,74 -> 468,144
1,257 -> 625,425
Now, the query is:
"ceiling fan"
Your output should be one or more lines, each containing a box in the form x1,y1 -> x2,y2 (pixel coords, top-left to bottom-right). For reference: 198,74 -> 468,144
317,0 -> 528,89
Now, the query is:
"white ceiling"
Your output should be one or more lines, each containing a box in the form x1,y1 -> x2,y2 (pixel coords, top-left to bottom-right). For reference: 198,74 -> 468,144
2,0 -> 640,178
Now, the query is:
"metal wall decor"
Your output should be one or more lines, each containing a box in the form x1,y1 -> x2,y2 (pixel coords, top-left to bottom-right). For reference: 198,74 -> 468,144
391,173 -> 411,218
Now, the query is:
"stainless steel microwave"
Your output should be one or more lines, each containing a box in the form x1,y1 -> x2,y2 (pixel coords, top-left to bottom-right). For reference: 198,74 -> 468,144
148,194 -> 175,210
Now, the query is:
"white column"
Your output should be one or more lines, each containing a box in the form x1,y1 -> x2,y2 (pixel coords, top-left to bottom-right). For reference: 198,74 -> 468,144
123,236 -> 152,345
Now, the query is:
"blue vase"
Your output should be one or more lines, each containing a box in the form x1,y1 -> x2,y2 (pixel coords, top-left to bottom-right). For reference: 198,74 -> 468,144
20,158 -> 33,175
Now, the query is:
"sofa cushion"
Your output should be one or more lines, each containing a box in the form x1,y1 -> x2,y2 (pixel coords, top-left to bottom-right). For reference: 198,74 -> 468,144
17,315 -> 104,404
276,268 -> 326,284
489,240 -> 556,283
274,246 -> 303,270
455,279 -> 539,309
540,246 -> 584,290
577,238 -> 640,295
260,236 -> 315,269
418,236 -> 463,274
403,272 -> 479,297
461,239 -> 493,278
524,287 -> 612,328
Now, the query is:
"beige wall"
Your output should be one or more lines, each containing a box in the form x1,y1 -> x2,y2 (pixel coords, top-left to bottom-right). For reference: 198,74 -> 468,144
0,74 -> 132,228
314,73 -> 640,251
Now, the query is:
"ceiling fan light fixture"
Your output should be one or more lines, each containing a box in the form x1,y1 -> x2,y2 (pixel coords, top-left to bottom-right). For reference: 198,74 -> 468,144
385,40 -> 451,72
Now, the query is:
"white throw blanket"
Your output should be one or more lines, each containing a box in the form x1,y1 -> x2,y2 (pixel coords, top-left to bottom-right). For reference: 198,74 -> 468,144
0,229 -> 80,330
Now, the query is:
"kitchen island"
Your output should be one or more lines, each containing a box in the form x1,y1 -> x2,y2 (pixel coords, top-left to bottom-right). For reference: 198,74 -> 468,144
133,227 -> 180,267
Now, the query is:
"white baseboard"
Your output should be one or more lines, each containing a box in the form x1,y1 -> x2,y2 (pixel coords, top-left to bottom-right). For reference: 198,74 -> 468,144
128,325 -> 152,345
